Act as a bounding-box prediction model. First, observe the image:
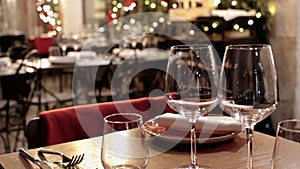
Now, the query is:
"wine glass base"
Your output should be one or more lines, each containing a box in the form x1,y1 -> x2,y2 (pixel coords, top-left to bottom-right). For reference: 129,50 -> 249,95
177,164 -> 213,169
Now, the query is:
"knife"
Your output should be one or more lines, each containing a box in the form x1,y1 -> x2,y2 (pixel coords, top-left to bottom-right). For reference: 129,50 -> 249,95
19,148 -> 53,169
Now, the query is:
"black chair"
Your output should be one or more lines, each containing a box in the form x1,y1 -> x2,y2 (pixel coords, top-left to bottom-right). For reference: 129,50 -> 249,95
6,42 -> 30,62
22,49 -> 74,113
0,52 -> 37,152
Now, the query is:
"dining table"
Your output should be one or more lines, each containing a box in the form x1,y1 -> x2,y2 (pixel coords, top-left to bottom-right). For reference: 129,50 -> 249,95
0,131 -> 275,169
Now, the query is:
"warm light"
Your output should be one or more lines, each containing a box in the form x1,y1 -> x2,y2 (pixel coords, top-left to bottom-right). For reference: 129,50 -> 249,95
149,27 -> 154,33
131,2 -> 137,8
50,18 -> 56,25
189,29 -> 195,35
161,1 -> 168,7
111,13 -> 117,19
233,24 -> 239,30
116,25 -> 121,31
53,0 -> 59,5
112,19 -> 118,25
145,0 -> 150,5
256,12 -> 262,18
150,3 -> 156,9
48,11 -> 54,17
269,1 -> 276,16
128,6 -> 134,11
99,27 -> 105,32
56,26 -> 62,32
203,26 -> 209,32
57,20 -> 61,25
123,24 -> 130,30
212,22 -> 218,28
51,31 -> 57,36
117,3 -> 123,8
214,0 -> 221,6
37,6 -> 42,12
124,7 -> 129,12
239,28 -> 244,32
231,0 -> 237,6
43,5 -> 51,13
159,17 -> 165,23
152,22 -> 158,28
248,19 -> 254,25
172,3 -> 177,8
112,7 -> 118,12
130,18 -> 136,24
112,0 -> 118,5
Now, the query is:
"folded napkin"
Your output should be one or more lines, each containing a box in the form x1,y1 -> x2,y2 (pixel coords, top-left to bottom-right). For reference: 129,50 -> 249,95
145,113 -> 242,136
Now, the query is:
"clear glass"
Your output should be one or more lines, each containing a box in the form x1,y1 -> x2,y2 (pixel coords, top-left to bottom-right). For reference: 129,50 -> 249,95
165,45 -> 219,169
272,119 -> 300,168
219,44 -> 279,169
48,46 -> 62,57
101,113 -> 149,169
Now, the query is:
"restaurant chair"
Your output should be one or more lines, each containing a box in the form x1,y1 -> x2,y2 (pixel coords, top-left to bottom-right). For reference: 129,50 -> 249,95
6,42 -> 30,62
26,47 -> 74,113
34,36 -> 53,58
27,96 -> 174,149
0,52 -> 38,152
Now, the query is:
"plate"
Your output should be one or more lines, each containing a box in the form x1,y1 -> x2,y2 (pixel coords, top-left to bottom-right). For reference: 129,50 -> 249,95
49,56 -> 77,64
144,113 -> 241,144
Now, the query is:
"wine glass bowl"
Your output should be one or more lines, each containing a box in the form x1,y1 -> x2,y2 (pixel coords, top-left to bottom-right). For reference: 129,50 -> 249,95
219,44 -> 279,169
164,44 -> 219,168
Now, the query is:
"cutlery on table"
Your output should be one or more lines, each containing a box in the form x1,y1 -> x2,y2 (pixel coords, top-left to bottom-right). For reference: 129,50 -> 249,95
19,148 -> 53,169
38,149 -> 84,168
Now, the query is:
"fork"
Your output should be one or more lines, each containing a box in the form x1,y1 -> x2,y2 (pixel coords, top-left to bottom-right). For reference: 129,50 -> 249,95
38,149 -> 84,168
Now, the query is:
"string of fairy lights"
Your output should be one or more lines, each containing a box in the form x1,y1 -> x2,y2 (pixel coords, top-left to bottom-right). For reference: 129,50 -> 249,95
34,0 -> 268,35
35,0 -> 61,36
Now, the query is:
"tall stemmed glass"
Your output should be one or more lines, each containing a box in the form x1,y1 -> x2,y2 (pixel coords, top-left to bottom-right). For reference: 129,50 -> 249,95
219,44 -> 279,169
165,45 -> 219,169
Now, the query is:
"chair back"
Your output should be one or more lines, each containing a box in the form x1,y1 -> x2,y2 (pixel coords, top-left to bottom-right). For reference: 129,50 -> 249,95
34,36 -> 53,57
28,96 -> 174,148
7,43 -> 30,62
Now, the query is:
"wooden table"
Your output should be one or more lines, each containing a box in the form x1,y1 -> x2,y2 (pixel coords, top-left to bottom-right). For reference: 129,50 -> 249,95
0,131 -> 275,169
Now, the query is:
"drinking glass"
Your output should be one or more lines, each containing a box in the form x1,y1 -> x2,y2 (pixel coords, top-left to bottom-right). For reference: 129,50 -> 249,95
57,33 -> 69,56
272,119 -> 300,169
219,44 -> 279,169
48,46 -> 62,57
101,113 -> 149,169
165,45 -> 219,169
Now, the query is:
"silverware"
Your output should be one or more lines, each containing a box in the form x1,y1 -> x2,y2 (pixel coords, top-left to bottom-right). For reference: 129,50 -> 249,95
38,149 -> 84,168
19,148 -> 53,169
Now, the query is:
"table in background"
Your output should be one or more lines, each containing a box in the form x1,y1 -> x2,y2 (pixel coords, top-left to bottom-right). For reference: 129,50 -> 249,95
0,132 -> 275,169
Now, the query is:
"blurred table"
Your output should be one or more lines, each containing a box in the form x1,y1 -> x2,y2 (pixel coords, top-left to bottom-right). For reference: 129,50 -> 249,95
0,131 -> 275,169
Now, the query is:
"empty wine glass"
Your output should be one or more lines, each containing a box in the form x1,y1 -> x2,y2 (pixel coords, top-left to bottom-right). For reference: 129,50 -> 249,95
272,119 -> 300,169
165,44 -> 219,169
219,44 -> 279,169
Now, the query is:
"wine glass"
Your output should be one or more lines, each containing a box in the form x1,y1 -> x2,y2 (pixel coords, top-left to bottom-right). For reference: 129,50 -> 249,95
165,44 -> 219,169
57,33 -> 69,56
219,44 -> 279,169
272,119 -> 300,168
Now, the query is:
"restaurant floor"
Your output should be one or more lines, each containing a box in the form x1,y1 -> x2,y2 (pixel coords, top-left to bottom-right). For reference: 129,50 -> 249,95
0,71 -> 73,154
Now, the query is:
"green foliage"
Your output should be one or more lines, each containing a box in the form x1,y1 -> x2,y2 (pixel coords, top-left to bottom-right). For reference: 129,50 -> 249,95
217,0 -> 272,32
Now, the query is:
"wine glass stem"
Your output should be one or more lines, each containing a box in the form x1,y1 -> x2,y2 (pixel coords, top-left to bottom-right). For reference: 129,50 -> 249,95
190,122 -> 198,167
246,128 -> 253,169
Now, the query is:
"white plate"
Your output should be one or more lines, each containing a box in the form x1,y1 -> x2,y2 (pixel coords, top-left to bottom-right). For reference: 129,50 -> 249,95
144,114 -> 241,144
49,56 -> 77,64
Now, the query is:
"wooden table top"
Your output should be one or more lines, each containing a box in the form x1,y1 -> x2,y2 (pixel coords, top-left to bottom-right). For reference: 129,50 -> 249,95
0,131 -> 275,169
